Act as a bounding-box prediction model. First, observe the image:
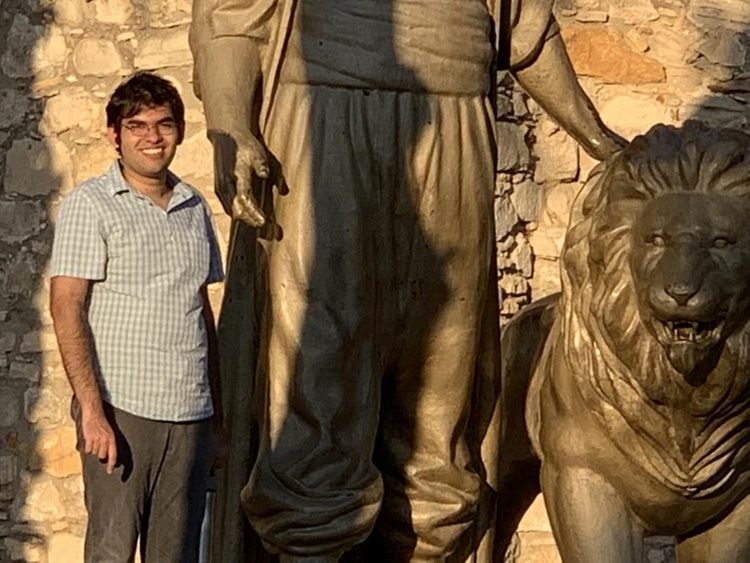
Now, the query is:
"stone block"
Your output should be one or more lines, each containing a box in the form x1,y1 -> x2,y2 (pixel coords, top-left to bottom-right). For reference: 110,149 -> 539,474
497,122 -> 531,172
11,475 -> 64,522
0,88 -> 30,131
31,427 -> 81,478
25,387 -> 64,427
0,454 -> 17,485
4,138 -> 74,196
48,533 -> 84,563
170,133 -> 214,179
0,200 -> 45,243
43,87 -> 99,134
533,127 -> 579,185
134,28 -> 192,70
562,26 -> 666,84
0,389 -> 21,428
94,0 -> 134,25
495,195 -> 520,237
0,15 -> 43,79
20,327 -> 58,354
72,140 -> 117,185
0,333 -> 17,354
53,0 -> 86,27
73,39 -> 123,77
511,180 -> 545,222
10,361 -> 41,383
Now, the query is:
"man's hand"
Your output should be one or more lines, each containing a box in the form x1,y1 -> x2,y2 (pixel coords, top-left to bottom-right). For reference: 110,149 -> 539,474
209,129 -> 279,227
81,409 -> 118,474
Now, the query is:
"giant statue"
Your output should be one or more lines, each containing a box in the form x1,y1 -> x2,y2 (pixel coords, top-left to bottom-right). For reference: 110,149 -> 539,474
189,1 -> 622,561
499,122 -> 750,562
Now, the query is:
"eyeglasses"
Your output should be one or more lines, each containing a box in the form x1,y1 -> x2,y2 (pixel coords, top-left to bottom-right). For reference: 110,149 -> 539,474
121,120 -> 179,137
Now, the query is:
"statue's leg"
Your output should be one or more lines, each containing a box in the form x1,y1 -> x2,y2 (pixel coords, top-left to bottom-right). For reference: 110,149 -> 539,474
541,464 -> 643,563
675,494 -> 750,563
241,84 -> 386,558
373,93 -> 496,561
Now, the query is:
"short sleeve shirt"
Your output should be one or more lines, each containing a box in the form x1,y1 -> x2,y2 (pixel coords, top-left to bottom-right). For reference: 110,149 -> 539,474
50,162 -> 224,421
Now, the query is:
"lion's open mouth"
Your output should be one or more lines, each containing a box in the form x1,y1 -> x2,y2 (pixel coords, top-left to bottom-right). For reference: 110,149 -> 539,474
656,319 -> 723,345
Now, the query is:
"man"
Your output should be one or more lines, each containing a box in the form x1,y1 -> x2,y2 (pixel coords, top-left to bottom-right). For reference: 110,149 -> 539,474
189,1 -> 623,561
50,72 -> 226,562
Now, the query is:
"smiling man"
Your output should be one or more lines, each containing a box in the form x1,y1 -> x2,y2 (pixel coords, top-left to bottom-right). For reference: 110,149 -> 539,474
49,72 -> 226,563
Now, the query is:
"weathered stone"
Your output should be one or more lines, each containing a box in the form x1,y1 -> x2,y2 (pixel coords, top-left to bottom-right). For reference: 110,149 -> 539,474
53,0 -> 86,27
599,95 -> 674,140
20,327 -> 58,354
134,28 -> 192,70
95,0 -> 134,24
72,39 -> 123,77
37,25 -> 68,70
11,475 -> 64,522
170,133 -> 214,179
495,196 -> 519,236
4,538 -> 44,562
0,88 -> 30,131
4,137 -> 74,196
608,0 -> 659,24
511,180 -> 545,222
10,361 -> 41,383
500,274 -> 529,297
72,140 -> 117,185
697,33 -> 746,68
539,182 -> 580,228
575,10 -> 609,22
0,333 -> 17,353
0,390 -> 21,427
0,15 -> 43,79
0,200 -> 45,242
562,26 -> 666,84
31,427 -> 81,478
4,256 -> 42,301
497,122 -> 530,172
48,533 -> 84,563
0,454 -> 17,485
528,227 -> 567,260
43,87 -> 99,134
533,124 -> 579,184
24,387 -> 64,427
511,233 -> 533,278
688,0 -> 750,33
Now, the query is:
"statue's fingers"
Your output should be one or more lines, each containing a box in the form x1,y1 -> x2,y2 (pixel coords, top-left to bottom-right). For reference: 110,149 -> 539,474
232,193 -> 266,227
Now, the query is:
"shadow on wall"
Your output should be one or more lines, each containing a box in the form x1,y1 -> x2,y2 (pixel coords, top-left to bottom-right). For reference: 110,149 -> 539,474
0,2 -> 69,561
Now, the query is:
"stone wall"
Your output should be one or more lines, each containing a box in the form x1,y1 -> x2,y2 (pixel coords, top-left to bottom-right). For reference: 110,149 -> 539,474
0,0 -> 747,561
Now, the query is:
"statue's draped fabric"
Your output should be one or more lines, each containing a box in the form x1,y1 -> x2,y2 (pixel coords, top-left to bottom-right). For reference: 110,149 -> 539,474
189,1 -> 558,561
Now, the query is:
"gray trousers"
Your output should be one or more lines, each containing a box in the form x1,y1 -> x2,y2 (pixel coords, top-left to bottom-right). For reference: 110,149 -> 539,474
72,398 -> 212,563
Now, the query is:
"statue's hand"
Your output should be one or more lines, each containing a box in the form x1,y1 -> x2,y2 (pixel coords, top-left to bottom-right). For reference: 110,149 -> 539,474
208,129 -> 272,227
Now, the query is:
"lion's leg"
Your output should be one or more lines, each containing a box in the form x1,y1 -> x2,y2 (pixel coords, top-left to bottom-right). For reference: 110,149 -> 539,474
675,494 -> 750,563
541,464 -> 643,563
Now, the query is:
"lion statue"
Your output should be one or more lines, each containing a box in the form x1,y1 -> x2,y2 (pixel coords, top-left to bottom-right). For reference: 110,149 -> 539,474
496,122 -> 750,562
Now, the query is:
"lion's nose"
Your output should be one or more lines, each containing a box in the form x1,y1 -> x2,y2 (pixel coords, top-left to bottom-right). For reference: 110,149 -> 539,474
665,282 -> 698,307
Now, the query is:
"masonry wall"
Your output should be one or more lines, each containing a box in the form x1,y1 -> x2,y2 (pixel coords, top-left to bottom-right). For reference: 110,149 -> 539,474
0,0 -> 747,561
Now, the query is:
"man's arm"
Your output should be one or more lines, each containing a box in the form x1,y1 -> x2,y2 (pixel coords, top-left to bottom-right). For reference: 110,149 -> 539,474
201,286 -> 228,467
190,0 -> 273,226
50,276 -> 117,474
512,32 -> 626,161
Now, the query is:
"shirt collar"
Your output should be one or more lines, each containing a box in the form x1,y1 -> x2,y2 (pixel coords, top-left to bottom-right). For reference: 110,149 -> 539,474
105,160 -> 196,209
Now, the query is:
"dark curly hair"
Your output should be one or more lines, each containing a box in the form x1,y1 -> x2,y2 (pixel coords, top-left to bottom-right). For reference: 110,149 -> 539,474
106,72 -> 185,139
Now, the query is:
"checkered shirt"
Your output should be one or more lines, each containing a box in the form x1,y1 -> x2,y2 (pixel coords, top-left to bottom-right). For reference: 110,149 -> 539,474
50,162 -> 224,421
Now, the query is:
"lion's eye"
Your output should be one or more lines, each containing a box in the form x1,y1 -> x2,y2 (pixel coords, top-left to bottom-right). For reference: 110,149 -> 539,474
712,237 -> 733,249
648,234 -> 666,247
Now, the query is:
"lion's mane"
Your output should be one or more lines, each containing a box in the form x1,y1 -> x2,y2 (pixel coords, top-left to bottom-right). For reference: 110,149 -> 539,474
557,121 -> 750,496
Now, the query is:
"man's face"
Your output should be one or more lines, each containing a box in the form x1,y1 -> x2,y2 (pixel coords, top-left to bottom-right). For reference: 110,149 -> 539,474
107,104 -> 182,184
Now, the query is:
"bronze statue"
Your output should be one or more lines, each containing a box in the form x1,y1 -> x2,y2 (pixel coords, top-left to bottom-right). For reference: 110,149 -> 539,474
500,122 -> 750,562
189,1 -> 622,561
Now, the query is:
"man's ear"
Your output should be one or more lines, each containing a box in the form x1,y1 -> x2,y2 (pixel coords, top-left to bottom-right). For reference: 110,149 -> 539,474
106,126 -> 120,152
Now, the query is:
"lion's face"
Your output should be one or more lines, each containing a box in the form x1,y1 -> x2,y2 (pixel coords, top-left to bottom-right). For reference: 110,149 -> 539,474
628,192 -> 750,381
